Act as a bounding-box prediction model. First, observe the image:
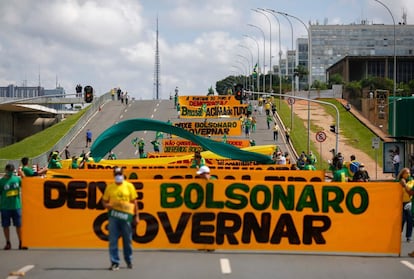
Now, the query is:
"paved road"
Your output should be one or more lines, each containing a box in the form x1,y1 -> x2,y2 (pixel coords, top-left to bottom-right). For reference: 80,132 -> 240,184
2,98 -> 414,279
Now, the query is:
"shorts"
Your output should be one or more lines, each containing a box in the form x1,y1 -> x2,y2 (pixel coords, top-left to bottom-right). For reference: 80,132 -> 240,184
1,209 -> 22,227
86,138 -> 92,143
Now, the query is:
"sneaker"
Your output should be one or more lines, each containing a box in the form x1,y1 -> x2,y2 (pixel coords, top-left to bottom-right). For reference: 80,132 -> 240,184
127,263 -> 133,269
407,238 -> 412,243
19,241 -> 28,250
108,263 -> 119,271
4,241 -> 11,250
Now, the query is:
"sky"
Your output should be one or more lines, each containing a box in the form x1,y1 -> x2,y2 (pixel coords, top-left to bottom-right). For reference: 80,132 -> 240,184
0,0 -> 412,100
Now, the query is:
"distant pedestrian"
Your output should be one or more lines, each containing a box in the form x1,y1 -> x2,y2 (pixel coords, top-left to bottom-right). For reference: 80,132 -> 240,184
285,128 -> 290,143
125,93 -> 129,105
64,145 -> 71,159
271,103 -> 276,116
392,148 -> 401,178
86,129 -> 92,148
151,139 -> 160,153
273,124 -> 279,141
266,115 -> 272,129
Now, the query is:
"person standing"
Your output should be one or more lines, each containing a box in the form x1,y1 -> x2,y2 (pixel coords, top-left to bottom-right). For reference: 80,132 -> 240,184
64,146 -> 71,159
86,129 -> 92,148
151,139 -> 160,153
398,168 -> 413,244
273,124 -> 279,141
285,127 -> 291,143
0,164 -> 27,250
392,149 -> 401,178
266,114 -> 272,130
102,167 -> 138,270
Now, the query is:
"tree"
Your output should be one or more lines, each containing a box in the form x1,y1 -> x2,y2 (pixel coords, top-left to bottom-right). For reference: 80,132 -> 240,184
207,86 -> 214,96
328,74 -> 343,87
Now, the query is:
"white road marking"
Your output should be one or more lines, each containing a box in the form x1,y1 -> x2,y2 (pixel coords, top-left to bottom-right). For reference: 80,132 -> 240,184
220,258 -> 231,274
151,114 -> 154,118
7,265 -> 34,279
401,260 -> 414,270
120,115 -> 124,119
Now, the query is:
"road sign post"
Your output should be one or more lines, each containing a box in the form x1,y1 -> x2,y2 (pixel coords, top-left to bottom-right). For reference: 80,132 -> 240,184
316,131 -> 327,169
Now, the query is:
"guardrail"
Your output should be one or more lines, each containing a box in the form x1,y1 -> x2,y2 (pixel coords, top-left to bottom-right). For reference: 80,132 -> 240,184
0,92 -> 112,170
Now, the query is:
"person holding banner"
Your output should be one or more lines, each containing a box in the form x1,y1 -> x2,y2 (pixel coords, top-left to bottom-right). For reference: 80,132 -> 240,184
398,168 -> 413,244
102,167 -> 138,270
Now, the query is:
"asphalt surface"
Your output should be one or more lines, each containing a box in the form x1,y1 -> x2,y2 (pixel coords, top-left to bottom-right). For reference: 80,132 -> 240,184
1,97 -> 414,279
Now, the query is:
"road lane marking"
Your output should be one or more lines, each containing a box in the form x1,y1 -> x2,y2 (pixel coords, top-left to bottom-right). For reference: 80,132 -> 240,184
401,260 -> 414,270
7,265 -> 34,279
120,115 -> 124,119
220,258 -> 231,274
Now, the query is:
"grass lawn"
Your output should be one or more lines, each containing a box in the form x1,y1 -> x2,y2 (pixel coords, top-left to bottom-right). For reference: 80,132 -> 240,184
277,97 -> 383,168
0,108 -> 88,159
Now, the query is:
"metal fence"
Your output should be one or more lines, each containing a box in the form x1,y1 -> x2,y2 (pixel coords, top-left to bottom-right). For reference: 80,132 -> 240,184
0,92 -> 111,170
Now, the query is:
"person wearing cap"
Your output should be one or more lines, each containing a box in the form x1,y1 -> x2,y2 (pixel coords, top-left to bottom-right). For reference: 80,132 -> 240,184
102,167 -> 138,271
0,164 -> 27,250
47,152 -> 62,169
196,165 -> 216,180
352,163 -> 370,182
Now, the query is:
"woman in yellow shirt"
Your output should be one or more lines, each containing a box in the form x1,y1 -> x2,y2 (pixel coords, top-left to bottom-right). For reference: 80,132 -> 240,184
398,168 -> 413,244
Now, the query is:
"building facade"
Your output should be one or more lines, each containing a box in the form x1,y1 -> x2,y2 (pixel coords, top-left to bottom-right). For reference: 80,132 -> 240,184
296,21 -> 414,85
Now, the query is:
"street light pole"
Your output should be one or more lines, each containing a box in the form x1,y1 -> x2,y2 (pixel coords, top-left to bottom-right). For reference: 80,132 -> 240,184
243,35 -> 260,92
237,54 -> 252,91
253,9 -> 272,93
277,11 -> 295,130
280,12 -> 312,153
374,0 -> 396,138
265,9 -> 283,109
248,23 -> 266,93
238,44 -> 255,91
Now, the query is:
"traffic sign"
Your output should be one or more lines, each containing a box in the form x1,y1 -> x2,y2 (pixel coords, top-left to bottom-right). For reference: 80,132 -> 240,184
287,97 -> 295,105
315,131 -> 327,142
372,137 -> 380,149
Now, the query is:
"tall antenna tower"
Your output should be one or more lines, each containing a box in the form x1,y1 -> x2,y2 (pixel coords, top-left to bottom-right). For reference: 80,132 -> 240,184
153,16 -> 161,100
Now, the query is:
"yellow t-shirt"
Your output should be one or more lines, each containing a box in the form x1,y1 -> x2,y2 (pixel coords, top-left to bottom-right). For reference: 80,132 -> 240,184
402,179 -> 414,203
103,181 -> 137,214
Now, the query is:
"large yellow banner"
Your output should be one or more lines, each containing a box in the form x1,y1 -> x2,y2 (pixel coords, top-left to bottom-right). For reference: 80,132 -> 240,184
22,178 -> 401,255
179,95 -> 241,107
47,168 -> 326,182
179,105 -> 247,119
162,139 -> 250,153
173,121 -> 241,136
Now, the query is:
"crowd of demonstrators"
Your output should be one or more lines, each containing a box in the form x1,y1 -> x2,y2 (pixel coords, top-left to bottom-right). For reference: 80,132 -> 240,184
328,151 -> 371,182
296,151 -> 317,171
102,167 -> 139,270
0,164 -> 28,250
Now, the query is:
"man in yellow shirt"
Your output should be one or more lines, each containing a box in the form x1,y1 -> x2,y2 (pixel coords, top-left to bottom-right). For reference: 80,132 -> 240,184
102,167 -> 139,270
